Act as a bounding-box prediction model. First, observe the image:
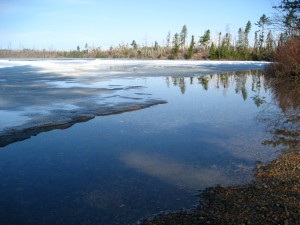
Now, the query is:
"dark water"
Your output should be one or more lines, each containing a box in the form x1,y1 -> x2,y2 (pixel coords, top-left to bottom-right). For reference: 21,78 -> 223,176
0,71 -> 281,225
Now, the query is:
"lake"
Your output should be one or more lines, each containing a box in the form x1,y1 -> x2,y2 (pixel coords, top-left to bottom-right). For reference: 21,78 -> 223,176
0,59 -> 281,225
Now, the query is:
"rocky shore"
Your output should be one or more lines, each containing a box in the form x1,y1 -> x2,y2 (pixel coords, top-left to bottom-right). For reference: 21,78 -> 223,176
140,144 -> 300,225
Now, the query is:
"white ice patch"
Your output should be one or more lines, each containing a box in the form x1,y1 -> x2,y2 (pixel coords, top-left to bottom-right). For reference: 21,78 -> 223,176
0,104 -> 81,131
23,104 -> 81,115
45,81 -> 87,88
45,80 -> 111,88
0,110 -> 30,130
0,59 -> 270,78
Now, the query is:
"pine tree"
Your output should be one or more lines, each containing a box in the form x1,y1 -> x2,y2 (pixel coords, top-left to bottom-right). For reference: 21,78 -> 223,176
166,31 -> 171,48
131,40 -> 138,50
266,30 -> 275,52
180,25 -> 188,49
209,42 -> 216,59
254,31 -> 260,53
255,14 -> 271,50
277,33 -> 287,47
237,28 -> 245,50
154,41 -> 159,51
186,35 -> 195,59
220,33 -> 232,58
244,21 -> 252,49
273,0 -> 300,37
171,33 -> 180,58
199,29 -> 211,49
218,32 -> 222,48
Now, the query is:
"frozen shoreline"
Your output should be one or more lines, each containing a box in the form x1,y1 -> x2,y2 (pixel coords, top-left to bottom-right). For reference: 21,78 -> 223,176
0,59 -> 269,147
0,58 -> 270,76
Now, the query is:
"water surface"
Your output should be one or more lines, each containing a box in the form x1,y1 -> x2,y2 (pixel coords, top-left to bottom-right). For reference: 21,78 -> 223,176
0,61 -> 280,225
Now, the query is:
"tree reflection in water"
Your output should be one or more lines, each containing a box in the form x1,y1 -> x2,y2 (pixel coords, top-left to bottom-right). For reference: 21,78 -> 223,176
166,70 -> 267,104
145,72 -> 300,225
166,70 -> 300,151
261,77 -> 300,151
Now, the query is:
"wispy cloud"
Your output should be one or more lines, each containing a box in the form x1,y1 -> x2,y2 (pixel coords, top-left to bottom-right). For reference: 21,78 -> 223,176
121,152 -> 232,190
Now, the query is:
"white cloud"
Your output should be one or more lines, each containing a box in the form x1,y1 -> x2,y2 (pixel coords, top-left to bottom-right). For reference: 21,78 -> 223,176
121,152 -> 232,190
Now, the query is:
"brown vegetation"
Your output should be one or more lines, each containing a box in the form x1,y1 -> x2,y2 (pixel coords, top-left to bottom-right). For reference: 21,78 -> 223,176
269,37 -> 300,78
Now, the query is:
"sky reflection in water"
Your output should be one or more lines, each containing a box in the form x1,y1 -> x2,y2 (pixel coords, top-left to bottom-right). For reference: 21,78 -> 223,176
0,71 -> 280,225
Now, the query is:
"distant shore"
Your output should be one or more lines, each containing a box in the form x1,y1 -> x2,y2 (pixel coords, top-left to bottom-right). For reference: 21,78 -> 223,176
0,44 -> 273,61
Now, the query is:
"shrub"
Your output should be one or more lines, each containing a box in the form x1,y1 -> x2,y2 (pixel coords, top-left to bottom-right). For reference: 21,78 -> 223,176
270,37 -> 300,78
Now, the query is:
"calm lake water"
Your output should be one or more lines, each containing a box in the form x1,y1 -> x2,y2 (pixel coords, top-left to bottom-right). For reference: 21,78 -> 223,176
0,65 -> 282,224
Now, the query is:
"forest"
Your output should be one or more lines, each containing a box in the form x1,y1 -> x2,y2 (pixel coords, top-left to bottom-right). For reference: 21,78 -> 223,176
0,0 -> 299,67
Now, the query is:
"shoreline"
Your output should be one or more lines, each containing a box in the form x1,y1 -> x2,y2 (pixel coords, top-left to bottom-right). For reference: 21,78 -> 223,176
139,146 -> 300,224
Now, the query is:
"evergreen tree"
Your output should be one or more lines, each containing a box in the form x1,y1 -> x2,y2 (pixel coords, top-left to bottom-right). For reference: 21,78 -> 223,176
284,10 -> 299,36
218,32 -> 222,48
199,29 -> 211,49
186,35 -> 195,59
131,40 -> 138,50
237,28 -> 245,50
266,30 -> 275,52
254,31 -> 260,52
273,0 -> 300,37
166,31 -> 171,48
277,32 -> 287,47
180,25 -> 188,48
255,14 -> 271,50
209,42 -> 217,59
216,32 -> 222,59
244,21 -> 252,49
220,33 -> 232,58
171,33 -> 180,58
154,41 -> 159,51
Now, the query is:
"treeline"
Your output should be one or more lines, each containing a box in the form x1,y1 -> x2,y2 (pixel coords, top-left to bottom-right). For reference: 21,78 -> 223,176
0,0 -> 298,63
0,20 -> 278,61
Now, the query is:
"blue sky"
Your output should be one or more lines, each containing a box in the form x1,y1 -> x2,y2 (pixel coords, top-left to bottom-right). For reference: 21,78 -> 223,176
0,0 -> 279,50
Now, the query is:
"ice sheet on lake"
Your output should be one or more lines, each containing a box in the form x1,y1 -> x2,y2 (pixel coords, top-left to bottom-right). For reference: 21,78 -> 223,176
0,59 -> 270,77
0,110 -> 30,130
0,59 -> 269,147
